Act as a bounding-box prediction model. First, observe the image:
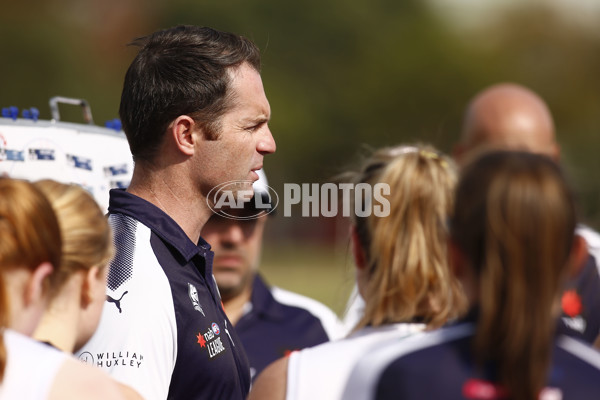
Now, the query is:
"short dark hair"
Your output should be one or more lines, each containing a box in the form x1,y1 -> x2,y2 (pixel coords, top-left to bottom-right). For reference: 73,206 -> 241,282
119,25 -> 261,163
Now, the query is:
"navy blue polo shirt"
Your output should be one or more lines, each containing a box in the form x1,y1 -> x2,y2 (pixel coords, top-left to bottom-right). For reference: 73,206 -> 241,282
235,274 -> 341,380
76,189 -> 251,400
342,318 -> 600,399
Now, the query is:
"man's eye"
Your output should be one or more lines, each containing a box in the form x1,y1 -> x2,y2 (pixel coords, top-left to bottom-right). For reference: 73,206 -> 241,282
245,120 -> 268,132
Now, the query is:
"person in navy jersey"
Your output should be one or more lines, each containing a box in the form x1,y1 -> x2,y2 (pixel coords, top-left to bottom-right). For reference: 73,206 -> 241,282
76,25 -> 276,400
343,151 -> 600,400
201,169 -> 342,382
453,83 -> 600,346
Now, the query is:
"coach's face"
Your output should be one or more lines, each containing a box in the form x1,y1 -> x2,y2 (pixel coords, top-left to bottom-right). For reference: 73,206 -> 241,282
202,211 -> 266,301
196,62 -> 276,199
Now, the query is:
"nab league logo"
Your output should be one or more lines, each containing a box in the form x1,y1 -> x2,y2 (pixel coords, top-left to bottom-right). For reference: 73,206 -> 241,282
188,283 -> 205,316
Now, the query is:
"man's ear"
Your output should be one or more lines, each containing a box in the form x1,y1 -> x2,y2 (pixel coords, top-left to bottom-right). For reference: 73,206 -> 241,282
568,234 -> 588,279
25,262 -> 54,306
551,143 -> 561,163
170,115 -> 198,156
351,225 -> 366,271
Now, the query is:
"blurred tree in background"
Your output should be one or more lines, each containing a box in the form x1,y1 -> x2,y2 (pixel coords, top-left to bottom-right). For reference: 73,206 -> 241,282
1,0 -> 599,239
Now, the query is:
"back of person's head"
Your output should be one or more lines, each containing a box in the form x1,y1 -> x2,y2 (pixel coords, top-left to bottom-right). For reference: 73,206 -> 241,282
119,25 -> 262,163
33,180 -> 114,295
350,144 -> 466,331
455,83 -> 559,165
451,151 -> 577,400
0,178 -> 62,379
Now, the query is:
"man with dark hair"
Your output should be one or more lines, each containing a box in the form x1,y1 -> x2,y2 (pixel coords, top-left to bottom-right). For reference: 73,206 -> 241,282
454,82 -> 600,346
202,169 -> 342,382
77,25 -> 276,400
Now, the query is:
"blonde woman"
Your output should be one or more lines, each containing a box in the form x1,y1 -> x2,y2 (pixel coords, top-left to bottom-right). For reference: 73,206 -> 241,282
342,151 -> 600,400
33,180 -> 114,353
249,144 -> 466,400
0,178 -> 128,399
32,180 -> 142,399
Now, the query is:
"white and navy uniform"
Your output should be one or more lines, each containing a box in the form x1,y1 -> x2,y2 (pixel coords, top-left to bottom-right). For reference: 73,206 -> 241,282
236,274 -> 342,381
286,323 -> 425,400
558,225 -> 600,343
343,225 -> 600,344
341,286 -> 365,335
0,329 -> 68,400
76,189 -> 251,400
342,315 -> 600,400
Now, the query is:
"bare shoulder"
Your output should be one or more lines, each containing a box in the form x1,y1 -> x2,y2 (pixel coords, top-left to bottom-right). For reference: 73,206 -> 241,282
48,358 -> 142,400
249,356 -> 289,400
117,382 -> 145,399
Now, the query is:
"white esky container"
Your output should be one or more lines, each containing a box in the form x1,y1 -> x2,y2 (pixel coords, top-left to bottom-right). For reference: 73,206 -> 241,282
0,98 -> 133,212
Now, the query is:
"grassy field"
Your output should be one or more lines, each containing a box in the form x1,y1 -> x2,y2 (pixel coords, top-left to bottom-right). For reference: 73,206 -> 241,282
259,242 -> 356,318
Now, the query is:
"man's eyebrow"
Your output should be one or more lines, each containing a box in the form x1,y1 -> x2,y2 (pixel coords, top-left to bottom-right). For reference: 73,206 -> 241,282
243,115 -> 270,124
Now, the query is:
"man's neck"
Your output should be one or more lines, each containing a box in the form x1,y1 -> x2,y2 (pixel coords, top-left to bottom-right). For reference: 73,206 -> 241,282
222,285 -> 253,325
127,165 -> 212,244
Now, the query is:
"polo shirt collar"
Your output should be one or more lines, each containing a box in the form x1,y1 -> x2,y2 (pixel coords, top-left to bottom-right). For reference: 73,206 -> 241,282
248,274 -> 287,320
107,189 -> 211,262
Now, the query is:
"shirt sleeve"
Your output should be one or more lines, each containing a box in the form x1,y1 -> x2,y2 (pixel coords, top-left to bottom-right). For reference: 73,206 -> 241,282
76,245 -> 177,400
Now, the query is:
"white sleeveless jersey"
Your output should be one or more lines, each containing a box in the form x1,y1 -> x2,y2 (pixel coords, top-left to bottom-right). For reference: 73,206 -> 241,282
576,224 -> 600,276
0,329 -> 67,400
286,323 -> 425,400
340,286 -> 365,335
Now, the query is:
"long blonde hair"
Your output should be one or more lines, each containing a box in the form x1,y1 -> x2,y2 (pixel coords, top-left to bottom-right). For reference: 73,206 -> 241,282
0,178 -> 62,380
351,144 -> 466,330
451,151 -> 576,400
33,180 -> 114,294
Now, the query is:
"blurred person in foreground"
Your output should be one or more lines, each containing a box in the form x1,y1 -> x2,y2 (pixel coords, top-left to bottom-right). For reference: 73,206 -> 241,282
249,144 -> 467,400
454,82 -> 600,346
0,178 -> 129,399
32,180 -> 141,399
76,25 -> 276,400
342,151 -> 600,400
201,169 -> 342,382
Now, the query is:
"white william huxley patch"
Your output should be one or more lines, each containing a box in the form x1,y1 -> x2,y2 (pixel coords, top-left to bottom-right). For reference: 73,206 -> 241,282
92,351 -> 144,368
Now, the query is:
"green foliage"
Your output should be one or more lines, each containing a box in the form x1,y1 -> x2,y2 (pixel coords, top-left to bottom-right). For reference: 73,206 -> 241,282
1,0 -> 599,229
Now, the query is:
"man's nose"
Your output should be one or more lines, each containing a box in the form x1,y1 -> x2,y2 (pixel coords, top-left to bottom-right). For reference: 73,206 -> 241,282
221,223 -> 245,245
257,127 -> 276,155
